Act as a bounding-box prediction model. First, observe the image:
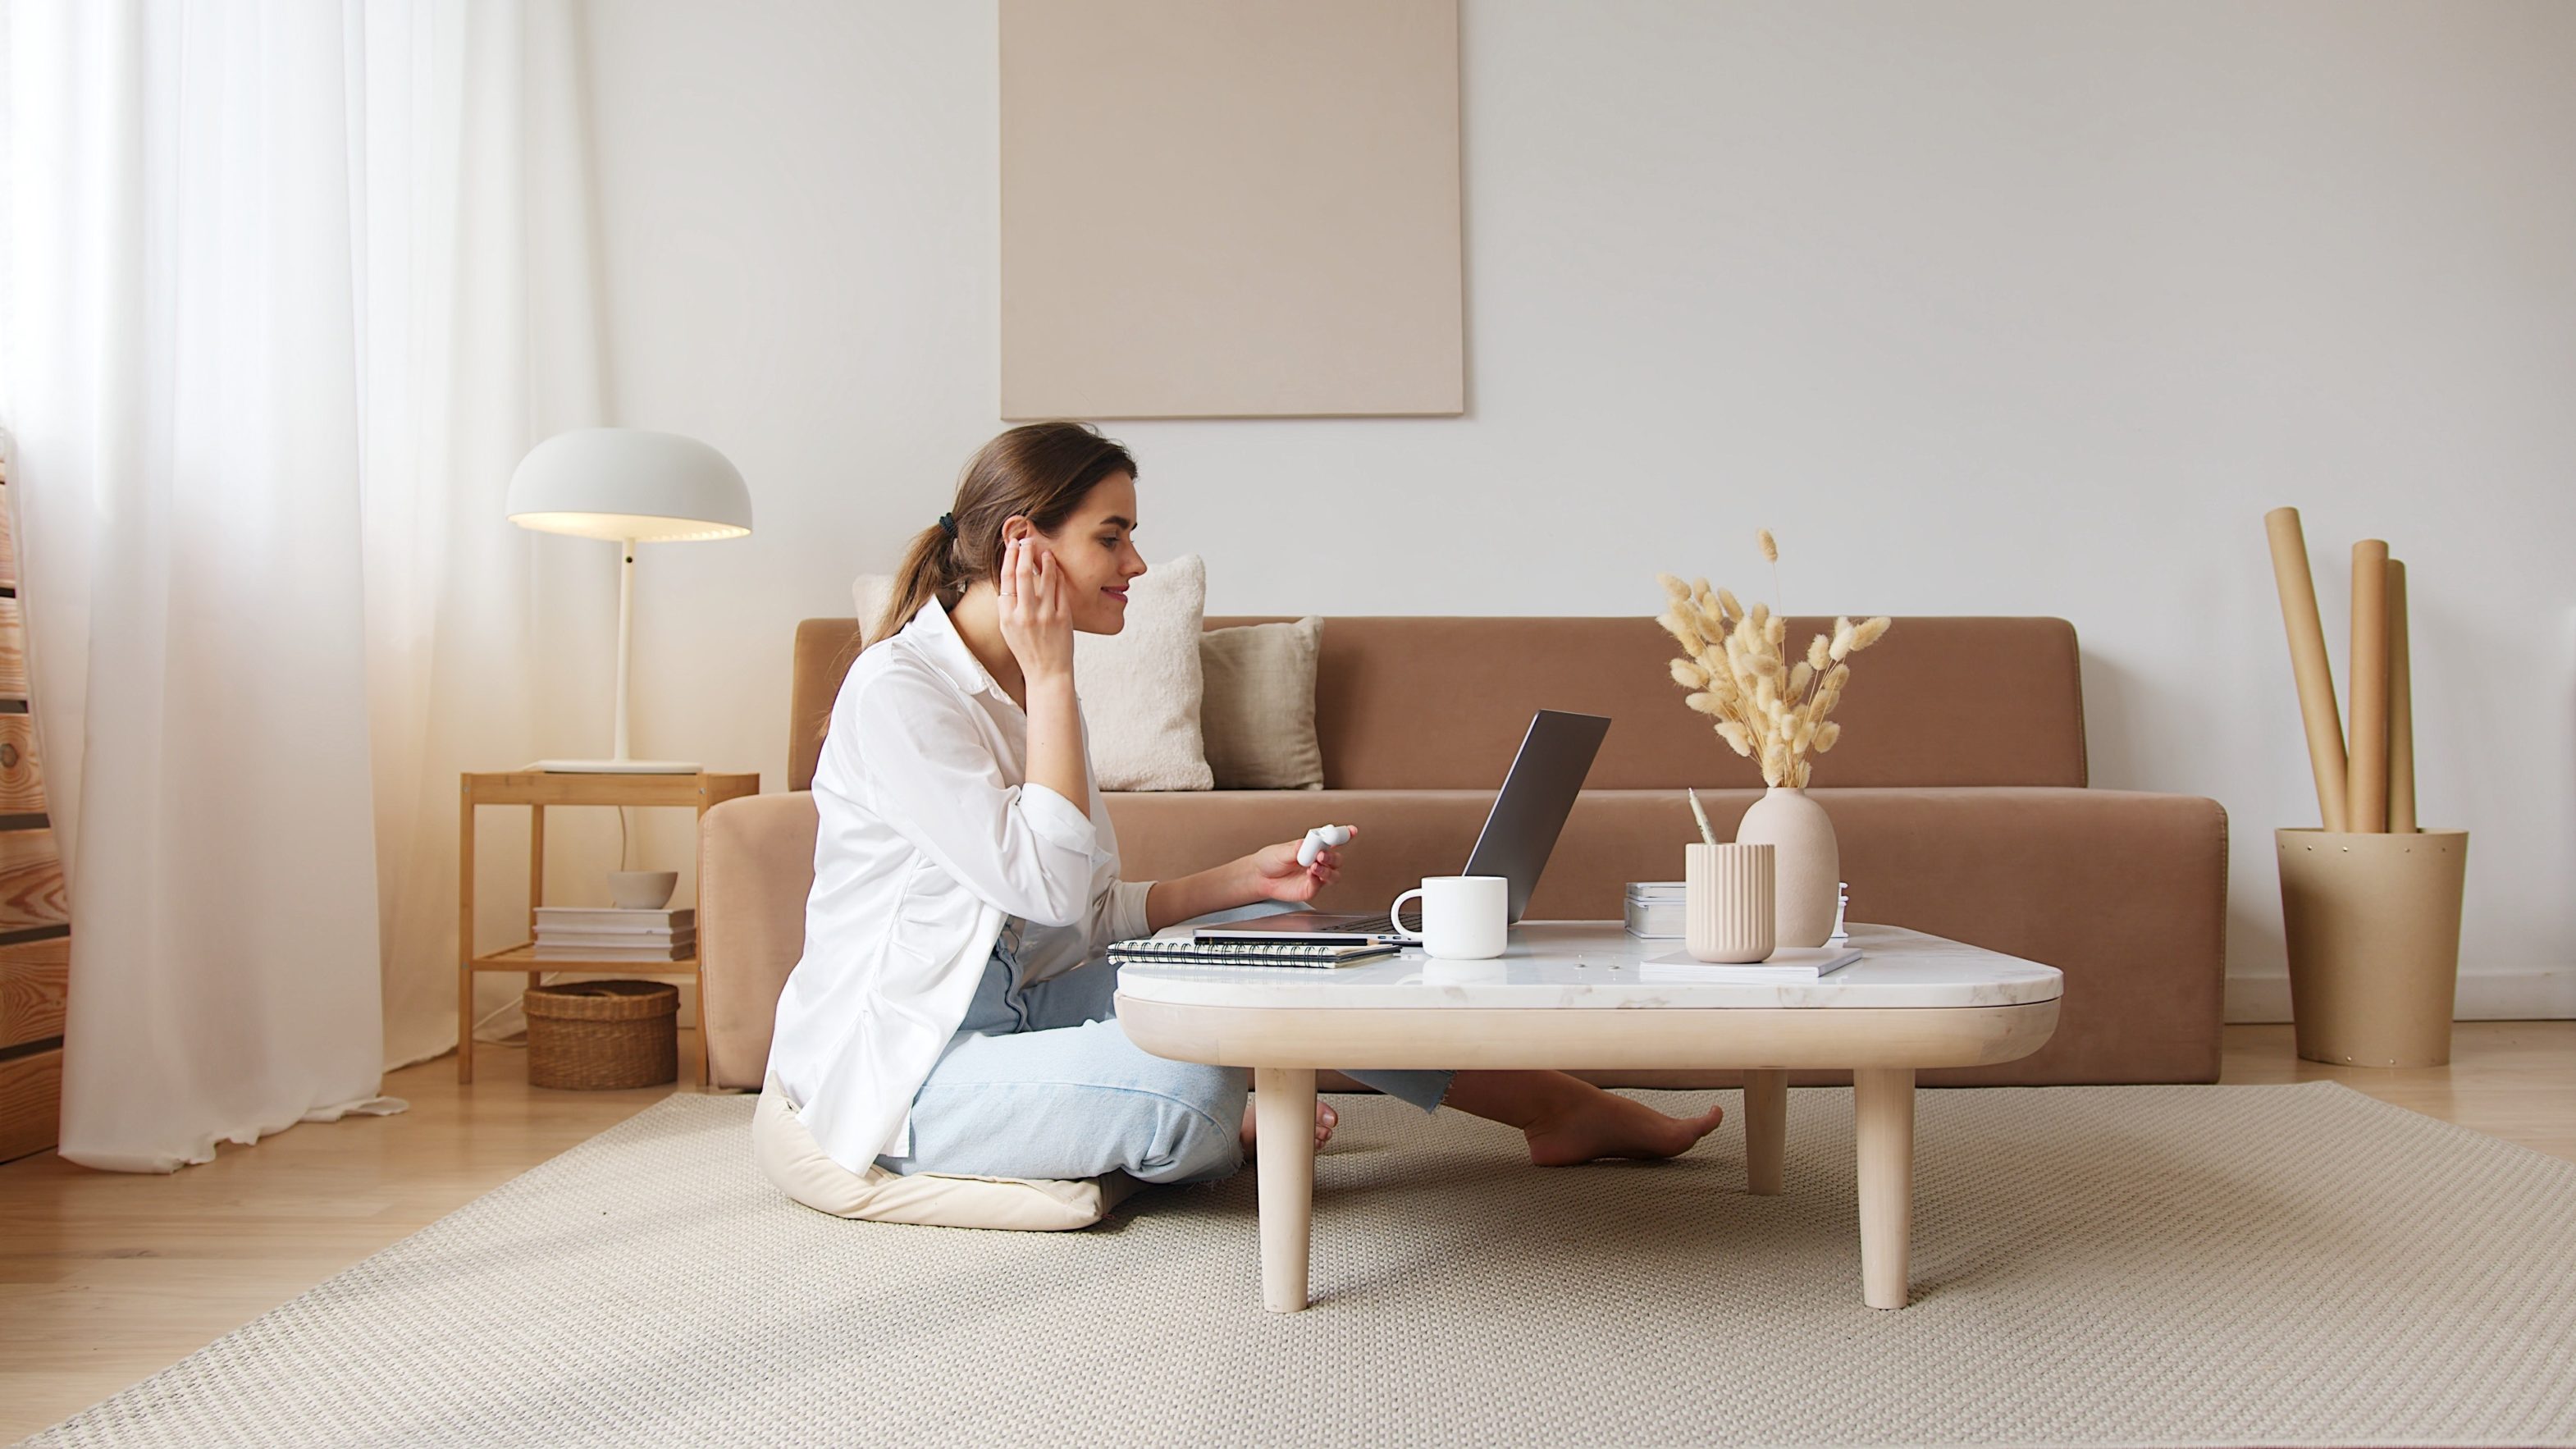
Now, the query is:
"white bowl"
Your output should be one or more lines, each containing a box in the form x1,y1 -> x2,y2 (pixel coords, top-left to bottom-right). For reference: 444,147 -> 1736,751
609,870 -> 678,911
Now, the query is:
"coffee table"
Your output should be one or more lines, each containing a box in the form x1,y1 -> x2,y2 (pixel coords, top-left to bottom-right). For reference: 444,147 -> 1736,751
1116,921 -> 2062,1312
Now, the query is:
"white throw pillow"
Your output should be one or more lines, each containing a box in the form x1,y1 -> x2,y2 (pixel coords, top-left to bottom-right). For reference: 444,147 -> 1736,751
754,1073 -> 1135,1230
852,574 -> 896,647
1199,617 -> 1325,789
851,554 -> 1213,791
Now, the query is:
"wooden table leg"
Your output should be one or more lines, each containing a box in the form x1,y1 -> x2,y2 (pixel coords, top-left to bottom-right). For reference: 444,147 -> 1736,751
694,798 -> 712,1086
1854,1066 -> 1916,1309
1254,1067 -> 1317,1313
457,784 -> 476,1085
526,804 -> 546,996
1743,1069 -> 1787,1195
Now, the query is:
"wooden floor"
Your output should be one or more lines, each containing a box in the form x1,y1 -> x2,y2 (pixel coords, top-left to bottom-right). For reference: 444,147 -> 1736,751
2,1022 -> 2569,1441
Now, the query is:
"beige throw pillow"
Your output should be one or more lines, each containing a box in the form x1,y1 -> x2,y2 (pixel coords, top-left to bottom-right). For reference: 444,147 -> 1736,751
851,553 -> 1213,792
1199,617 -> 1325,789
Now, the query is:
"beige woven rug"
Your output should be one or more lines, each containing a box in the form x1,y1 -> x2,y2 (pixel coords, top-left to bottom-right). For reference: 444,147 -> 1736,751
19,1082 -> 2575,1447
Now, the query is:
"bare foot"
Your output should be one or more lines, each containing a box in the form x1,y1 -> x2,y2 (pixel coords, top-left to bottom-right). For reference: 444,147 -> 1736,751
1240,1096 -> 1338,1154
1523,1090 -> 1724,1168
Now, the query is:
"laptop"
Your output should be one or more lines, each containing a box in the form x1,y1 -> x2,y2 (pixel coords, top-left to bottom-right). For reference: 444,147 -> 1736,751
1195,709 -> 1612,944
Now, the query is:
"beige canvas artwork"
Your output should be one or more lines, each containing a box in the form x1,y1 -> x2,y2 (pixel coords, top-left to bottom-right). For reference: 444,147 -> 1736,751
999,0 -> 1464,419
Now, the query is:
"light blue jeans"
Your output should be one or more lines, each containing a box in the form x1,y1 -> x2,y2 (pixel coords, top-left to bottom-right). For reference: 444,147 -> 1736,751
877,904 -> 1455,1185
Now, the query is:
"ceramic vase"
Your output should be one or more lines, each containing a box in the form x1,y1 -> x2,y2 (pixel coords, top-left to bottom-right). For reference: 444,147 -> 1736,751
1734,785 -> 1838,948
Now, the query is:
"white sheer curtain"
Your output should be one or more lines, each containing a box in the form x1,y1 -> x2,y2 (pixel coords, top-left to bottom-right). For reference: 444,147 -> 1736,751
0,0 -> 601,1170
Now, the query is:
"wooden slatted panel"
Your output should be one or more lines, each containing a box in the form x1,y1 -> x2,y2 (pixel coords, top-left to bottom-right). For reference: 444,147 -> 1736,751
0,834 -> 68,933
0,470 -> 60,1163
0,1045 -> 62,1162
0,598 -> 24,697
1,938 -> 68,1049
0,470 -> 16,590
0,715 -> 44,814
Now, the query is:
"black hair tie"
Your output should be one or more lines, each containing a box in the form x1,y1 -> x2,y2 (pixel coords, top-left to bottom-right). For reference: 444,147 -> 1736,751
937,512 -> 958,539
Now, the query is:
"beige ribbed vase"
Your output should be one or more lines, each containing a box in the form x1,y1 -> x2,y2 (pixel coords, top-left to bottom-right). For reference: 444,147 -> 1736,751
1735,785 -> 1840,948
1685,843 -> 1776,963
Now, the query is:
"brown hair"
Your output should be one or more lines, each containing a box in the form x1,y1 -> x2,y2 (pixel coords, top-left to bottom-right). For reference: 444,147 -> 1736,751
870,420 -> 1139,649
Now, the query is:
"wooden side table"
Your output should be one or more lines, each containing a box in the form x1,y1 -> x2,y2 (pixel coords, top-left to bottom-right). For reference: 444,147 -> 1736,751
458,770 -> 759,1085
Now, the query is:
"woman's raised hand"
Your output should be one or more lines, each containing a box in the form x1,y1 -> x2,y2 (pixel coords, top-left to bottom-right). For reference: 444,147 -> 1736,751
996,529 -> 1075,683
1249,825 -> 1355,903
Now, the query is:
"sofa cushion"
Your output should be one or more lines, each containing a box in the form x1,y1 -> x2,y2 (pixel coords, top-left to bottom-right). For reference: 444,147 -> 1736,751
1210,615 -> 2089,792
792,615 -> 2088,794
1066,554 -> 1212,789
1199,616 -> 1324,789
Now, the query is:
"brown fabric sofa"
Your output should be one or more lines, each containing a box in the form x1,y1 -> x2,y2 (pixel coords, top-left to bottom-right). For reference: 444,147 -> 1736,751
699,615 -> 2227,1093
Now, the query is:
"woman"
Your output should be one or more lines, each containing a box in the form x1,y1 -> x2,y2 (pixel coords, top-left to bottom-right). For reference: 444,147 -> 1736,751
768,422 -> 1725,1188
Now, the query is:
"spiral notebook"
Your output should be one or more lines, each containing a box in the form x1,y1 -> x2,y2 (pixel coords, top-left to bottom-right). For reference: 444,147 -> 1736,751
1106,937 -> 1400,969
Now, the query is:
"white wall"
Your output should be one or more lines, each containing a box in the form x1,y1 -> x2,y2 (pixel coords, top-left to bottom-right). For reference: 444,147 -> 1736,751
578,1 -> 2576,1017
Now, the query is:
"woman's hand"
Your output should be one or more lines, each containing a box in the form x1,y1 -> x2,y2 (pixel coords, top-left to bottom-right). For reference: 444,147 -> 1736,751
1144,826 -> 1359,930
1246,825 -> 1356,904
996,528 -> 1075,684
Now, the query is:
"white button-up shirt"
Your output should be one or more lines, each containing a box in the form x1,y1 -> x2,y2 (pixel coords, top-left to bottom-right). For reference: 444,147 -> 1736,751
768,599 -> 1155,1171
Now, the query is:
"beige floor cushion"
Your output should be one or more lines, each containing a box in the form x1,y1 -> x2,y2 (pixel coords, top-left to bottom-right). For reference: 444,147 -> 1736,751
752,1073 -> 1137,1231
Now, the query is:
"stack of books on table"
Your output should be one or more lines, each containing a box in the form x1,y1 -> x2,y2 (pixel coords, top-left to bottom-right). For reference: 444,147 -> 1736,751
1623,882 -> 1686,939
532,907 -> 696,962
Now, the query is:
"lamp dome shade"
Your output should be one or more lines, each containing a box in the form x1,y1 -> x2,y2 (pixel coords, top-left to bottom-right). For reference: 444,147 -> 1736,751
506,428 -> 753,542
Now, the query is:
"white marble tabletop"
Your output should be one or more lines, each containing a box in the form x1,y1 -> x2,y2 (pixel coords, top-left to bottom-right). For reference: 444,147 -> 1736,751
1114,921 -> 2062,1011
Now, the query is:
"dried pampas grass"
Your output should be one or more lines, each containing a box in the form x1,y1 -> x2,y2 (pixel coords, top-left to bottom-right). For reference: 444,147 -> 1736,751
1654,529 -> 1891,788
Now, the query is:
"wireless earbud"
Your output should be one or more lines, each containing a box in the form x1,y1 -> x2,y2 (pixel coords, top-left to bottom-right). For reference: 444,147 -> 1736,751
1297,825 -> 1355,868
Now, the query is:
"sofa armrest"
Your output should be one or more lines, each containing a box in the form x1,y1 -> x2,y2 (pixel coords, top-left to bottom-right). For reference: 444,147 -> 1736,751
699,792 -> 820,1090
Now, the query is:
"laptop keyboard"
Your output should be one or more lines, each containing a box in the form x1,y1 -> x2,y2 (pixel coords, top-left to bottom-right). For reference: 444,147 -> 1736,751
1303,908 -> 1423,934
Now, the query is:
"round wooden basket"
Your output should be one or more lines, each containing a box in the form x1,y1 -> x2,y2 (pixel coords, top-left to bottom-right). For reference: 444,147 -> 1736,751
524,980 -> 679,1090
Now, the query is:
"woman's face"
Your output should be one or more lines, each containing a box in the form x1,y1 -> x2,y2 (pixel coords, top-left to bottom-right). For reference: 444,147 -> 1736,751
1029,472 -> 1148,634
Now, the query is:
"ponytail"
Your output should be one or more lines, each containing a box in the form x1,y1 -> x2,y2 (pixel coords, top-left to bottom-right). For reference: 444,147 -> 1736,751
873,522 -> 962,650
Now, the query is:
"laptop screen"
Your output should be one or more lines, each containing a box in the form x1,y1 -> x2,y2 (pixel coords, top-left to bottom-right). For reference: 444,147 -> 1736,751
1461,710 -> 1611,924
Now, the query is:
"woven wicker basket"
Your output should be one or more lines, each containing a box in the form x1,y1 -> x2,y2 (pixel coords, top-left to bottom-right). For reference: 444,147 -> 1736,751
524,980 -> 679,1090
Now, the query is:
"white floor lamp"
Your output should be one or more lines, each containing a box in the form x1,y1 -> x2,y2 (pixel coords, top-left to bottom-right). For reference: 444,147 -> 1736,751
506,428 -> 753,774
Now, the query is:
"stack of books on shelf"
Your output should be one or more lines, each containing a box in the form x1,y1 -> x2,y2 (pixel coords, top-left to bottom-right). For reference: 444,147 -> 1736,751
532,907 -> 696,962
1623,882 -> 1686,939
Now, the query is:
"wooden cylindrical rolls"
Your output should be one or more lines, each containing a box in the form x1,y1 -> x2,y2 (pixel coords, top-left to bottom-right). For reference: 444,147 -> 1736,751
2263,507 -> 2349,832
2386,558 -> 2416,834
2346,539 -> 2391,834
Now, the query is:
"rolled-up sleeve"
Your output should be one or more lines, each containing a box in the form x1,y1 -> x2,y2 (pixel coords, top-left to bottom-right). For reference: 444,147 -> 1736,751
1091,878 -> 1158,953
844,671 -> 1099,928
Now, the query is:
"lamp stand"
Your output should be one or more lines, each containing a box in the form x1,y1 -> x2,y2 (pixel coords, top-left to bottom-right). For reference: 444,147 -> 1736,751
533,538 -> 701,774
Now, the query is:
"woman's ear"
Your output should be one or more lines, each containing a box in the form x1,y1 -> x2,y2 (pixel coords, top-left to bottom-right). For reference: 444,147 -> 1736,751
999,515 -> 1030,545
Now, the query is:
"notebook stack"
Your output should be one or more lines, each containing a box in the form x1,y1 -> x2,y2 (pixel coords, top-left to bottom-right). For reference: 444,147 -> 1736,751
533,907 -> 697,962
1107,936 -> 1398,969
1623,882 -> 1687,939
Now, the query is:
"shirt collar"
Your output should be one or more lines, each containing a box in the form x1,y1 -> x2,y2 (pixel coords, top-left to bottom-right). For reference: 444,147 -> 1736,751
902,596 -> 1007,700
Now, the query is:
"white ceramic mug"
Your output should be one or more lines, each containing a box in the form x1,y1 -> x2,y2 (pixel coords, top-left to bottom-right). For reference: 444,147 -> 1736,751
1388,875 -> 1508,960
